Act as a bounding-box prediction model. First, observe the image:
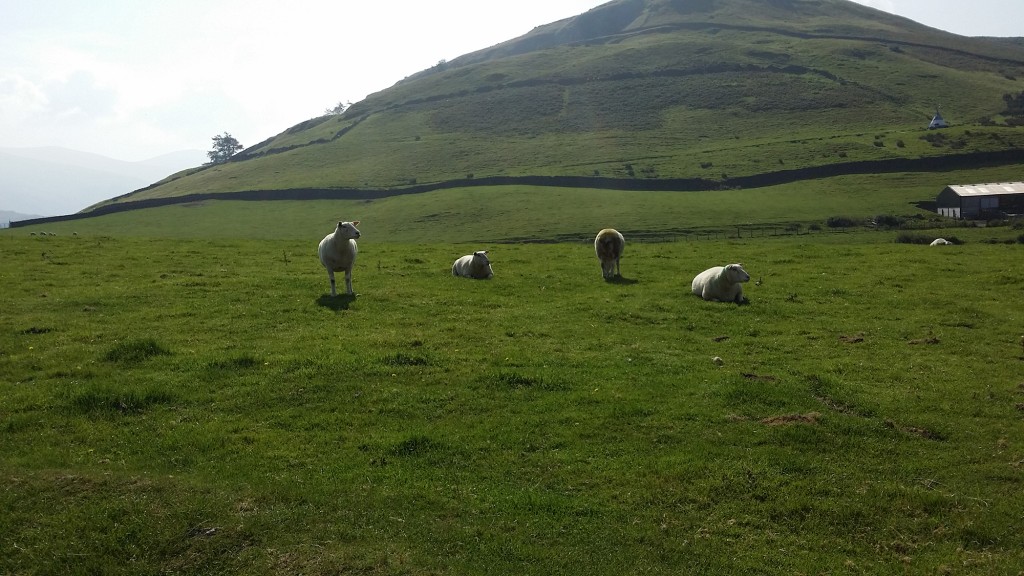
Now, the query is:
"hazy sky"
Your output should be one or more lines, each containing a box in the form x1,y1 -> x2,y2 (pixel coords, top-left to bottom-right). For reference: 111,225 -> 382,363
1,0 -> 1021,162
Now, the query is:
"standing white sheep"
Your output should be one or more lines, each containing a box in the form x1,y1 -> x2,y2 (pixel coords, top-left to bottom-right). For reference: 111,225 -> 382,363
452,251 -> 493,279
318,220 -> 361,296
594,228 -> 625,280
692,263 -> 750,304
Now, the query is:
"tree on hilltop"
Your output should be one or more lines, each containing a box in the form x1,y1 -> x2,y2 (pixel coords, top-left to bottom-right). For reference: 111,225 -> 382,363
324,101 -> 352,116
207,132 -> 243,164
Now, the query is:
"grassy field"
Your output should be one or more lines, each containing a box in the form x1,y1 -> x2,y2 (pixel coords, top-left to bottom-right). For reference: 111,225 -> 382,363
2,226 -> 1023,574
25,163 -> 1024,242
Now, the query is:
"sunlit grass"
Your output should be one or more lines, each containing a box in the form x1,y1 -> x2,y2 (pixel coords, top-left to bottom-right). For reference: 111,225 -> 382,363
2,232 -> 1022,574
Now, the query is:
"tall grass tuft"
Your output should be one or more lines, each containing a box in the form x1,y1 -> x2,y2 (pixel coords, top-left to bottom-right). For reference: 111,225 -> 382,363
102,338 -> 170,363
389,435 -> 443,458
206,354 -> 262,370
69,388 -> 176,416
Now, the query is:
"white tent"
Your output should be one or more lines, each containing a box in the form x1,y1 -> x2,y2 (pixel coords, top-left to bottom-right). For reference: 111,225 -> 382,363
928,109 -> 948,129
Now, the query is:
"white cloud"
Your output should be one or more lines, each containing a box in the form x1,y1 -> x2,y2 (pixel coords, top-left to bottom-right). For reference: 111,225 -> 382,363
46,71 -> 118,119
0,74 -> 48,124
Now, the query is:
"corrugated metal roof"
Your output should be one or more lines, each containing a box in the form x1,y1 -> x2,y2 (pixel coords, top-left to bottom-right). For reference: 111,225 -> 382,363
947,182 -> 1024,197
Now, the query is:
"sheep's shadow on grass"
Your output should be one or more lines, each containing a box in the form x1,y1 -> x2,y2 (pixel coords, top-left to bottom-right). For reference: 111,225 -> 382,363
606,275 -> 639,285
316,294 -> 356,310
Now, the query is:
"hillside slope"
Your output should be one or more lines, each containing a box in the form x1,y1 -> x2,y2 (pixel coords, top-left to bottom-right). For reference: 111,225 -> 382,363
93,0 -> 1024,211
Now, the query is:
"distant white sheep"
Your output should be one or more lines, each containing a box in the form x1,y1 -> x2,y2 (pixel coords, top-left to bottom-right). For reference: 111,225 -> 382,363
594,228 -> 625,280
692,263 -> 750,304
318,220 -> 361,296
452,251 -> 493,279
930,238 -> 952,246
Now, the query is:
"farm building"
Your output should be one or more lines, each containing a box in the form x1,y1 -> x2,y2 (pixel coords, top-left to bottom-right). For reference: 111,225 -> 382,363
936,182 -> 1024,218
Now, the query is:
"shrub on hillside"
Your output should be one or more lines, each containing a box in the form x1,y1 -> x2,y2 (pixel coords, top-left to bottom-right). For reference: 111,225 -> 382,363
895,233 -> 964,245
894,232 -> 932,244
897,231 -> 929,242
873,214 -> 904,229
827,216 -> 861,228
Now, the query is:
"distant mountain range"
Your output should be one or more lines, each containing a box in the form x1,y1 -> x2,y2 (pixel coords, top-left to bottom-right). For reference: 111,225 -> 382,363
0,146 -> 206,220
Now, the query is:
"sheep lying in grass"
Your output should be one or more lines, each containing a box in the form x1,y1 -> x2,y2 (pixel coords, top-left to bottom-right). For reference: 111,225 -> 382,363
318,220 -> 361,296
594,228 -> 625,280
452,251 -> 493,279
692,263 -> 750,304
930,238 -> 952,246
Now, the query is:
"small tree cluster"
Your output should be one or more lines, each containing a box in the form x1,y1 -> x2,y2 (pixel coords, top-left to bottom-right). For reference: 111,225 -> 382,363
1003,91 -> 1024,116
207,132 -> 243,164
826,216 -> 861,228
324,101 -> 352,116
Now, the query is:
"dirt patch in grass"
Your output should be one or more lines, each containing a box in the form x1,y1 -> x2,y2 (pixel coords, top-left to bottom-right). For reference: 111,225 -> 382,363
884,419 -> 947,441
908,337 -> 940,345
839,333 -> 865,343
761,412 -> 821,426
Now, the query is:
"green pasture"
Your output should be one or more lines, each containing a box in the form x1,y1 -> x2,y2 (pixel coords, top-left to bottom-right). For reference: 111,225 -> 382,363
2,226 -> 1022,574
26,164 -> 1024,242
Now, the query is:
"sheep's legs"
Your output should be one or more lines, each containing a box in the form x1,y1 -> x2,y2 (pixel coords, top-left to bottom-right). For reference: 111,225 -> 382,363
326,269 -> 353,296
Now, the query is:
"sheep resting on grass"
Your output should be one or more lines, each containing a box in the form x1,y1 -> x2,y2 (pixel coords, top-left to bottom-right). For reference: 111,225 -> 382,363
930,238 -> 952,246
318,220 -> 361,296
692,263 -> 750,304
452,251 -> 493,279
594,228 -> 625,280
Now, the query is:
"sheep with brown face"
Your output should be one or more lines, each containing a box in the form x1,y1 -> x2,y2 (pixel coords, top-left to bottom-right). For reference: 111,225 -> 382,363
318,220 -> 361,296
594,228 -> 625,280
691,263 -> 750,304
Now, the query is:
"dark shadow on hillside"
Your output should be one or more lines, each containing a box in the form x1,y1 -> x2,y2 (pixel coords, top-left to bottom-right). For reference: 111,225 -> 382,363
316,294 -> 355,310
607,275 -> 639,285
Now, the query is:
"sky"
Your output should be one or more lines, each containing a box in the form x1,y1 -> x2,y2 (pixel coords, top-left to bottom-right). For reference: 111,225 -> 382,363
1,0 -> 1022,163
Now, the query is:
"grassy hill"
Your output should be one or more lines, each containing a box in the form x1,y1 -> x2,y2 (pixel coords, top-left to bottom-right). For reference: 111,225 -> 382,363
87,0 -> 1024,213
